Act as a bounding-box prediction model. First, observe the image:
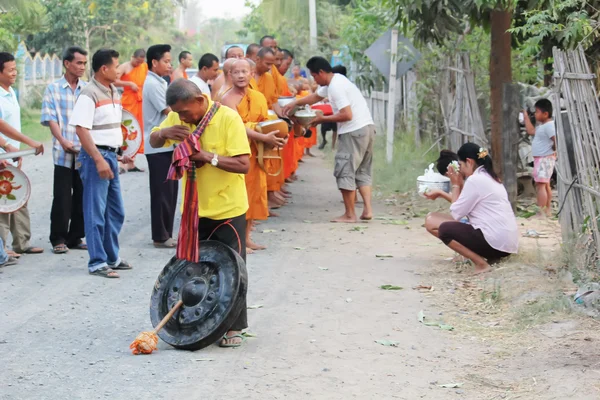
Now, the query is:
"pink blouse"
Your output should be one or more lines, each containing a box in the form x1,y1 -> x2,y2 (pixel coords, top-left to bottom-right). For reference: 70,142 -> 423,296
450,167 -> 519,253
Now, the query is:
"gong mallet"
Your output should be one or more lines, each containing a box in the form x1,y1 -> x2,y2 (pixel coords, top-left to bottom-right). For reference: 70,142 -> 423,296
130,277 -> 208,354
130,299 -> 183,355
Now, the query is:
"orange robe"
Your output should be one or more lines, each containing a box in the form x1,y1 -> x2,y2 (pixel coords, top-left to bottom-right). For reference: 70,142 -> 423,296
275,71 -> 297,179
237,89 -> 269,221
121,63 -> 148,153
257,72 -> 283,191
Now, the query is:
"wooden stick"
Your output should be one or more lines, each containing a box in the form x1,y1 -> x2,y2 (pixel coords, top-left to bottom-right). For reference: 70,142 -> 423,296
154,300 -> 183,333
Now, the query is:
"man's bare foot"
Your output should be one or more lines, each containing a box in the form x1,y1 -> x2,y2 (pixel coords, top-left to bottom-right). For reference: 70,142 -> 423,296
269,210 -> 280,217
219,330 -> 245,347
331,214 -> 358,223
248,240 -> 266,251
306,150 -> 315,157
290,174 -> 298,181
246,247 -> 255,255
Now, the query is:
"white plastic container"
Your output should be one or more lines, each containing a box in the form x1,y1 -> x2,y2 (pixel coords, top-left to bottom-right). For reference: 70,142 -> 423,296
417,163 -> 451,197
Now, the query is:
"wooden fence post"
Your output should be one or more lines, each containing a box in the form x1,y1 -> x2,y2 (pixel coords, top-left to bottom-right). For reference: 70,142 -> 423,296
502,83 -> 519,209
386,28 -> 398,164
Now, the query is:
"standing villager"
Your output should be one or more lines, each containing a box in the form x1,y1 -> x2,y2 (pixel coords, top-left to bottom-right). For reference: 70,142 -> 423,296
69,49 -> 133,278
0,52 -> 45,260
190,53 -> 219,100
41,46 -> 89,254
149,79 -> 251,347
283,57 -> 375,222
142,44 -> 177,249
115,48 -> 148,173
171,51 -> 192,81
222,59 -> 286,253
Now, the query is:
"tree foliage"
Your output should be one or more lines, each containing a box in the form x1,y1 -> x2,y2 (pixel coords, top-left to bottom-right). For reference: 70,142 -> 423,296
239,0 -> 346,64
27,0 -> 180,56
0,0 -> 47,52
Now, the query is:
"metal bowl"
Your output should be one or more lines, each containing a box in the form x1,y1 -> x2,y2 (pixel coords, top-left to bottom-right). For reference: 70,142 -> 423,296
416,177 -> 451,197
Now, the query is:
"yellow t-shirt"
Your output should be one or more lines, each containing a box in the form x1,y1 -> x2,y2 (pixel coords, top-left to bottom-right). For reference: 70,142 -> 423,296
153,97 -> 251,220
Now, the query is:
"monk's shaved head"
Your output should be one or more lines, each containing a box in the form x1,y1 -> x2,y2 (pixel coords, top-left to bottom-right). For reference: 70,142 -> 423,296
222,58 -> 237,75
259,35 -> 276,49
225,46 -> 244,59
230,59 -> 251,89
257,47 -> 274,59
246,44 -> 260,59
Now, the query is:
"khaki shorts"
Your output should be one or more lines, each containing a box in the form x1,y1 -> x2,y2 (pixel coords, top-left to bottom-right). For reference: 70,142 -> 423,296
334,124 -> 376,191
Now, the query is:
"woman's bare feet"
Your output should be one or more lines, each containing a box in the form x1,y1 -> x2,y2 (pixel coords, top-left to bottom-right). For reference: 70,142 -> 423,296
331,214 -> 358,223
360,212 -> 372,221
246,247 -> 255,254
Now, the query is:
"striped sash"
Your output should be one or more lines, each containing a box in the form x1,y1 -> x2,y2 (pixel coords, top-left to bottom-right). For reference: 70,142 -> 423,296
167,102 -> 220,262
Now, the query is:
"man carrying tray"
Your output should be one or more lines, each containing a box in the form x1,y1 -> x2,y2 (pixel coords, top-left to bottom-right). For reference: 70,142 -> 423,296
149,78 -> 251,348
0,52 -> 45,261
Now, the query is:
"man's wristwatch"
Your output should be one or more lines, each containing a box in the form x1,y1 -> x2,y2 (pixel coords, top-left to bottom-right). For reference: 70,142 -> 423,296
211,153 -> 219,167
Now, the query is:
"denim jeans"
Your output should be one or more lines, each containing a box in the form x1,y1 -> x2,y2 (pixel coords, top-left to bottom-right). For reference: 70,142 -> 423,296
0,237 -> 8,264
78,149 -> 124,272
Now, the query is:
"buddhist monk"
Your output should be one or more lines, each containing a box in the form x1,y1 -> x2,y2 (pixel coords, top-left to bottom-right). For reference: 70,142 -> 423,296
290,65 -> 310,93
211,46 -> 244,98
171,50 -> 192,81
245,44 -> 260,64
277,49 -> 299,183
221,59 -> 286,252
213,58 -> 236,102
116,48 -> 149,172
255,47 -> 287,208
247,58 -> 258,90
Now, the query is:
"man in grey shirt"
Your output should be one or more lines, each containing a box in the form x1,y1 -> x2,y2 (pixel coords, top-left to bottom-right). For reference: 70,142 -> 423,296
142,44 -> 178,248
524,98 -> 556,217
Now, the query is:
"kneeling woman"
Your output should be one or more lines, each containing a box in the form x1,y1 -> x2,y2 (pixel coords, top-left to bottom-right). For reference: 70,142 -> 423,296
424,143 -> 519,274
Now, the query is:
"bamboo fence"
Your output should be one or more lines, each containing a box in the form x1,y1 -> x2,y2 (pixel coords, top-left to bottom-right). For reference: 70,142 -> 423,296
553,46 -> 600,254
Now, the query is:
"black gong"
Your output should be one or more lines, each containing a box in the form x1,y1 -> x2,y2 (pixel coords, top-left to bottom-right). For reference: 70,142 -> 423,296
149,240 -> 247,350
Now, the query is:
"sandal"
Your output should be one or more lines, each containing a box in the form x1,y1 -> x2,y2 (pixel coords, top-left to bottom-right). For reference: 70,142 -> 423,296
111,260 -> 133,270
129,166 -> 145,173
68,242 -> 88,251
89,266 -> 119,278
119,167 -> 126,175
52,244 -> 69,254
219,333 -> 246,348
7,250 -> 21,259
17,247 -> 44,254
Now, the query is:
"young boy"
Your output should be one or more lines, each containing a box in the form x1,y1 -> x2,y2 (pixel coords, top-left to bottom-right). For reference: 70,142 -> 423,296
523,99 -> 556,217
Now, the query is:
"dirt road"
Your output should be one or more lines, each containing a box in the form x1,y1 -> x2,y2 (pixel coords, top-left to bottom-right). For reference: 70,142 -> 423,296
0,150 -> 597,399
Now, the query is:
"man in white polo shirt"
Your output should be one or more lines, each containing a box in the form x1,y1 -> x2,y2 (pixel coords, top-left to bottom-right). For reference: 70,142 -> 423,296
283,56 -> 375,223
69,48 -> 132,278
189,53 -> 219,99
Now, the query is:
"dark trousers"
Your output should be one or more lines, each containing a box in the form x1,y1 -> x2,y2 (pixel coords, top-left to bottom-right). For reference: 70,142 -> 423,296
198,213 -> 247,331
50,164 -> 85,247
146,152 -> 178,243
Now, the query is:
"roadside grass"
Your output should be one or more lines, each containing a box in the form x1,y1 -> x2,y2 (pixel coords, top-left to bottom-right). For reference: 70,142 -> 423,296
319,129 -> 437,196
20,108 -> 50,144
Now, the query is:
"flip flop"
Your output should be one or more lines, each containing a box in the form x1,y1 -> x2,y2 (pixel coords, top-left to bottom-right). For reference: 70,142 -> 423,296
110,260 -> 133,270
129,166 -> 145,172
89,266 -> 119,278
52,244 -> 69,254
219,333 -> 246,348
68,243 -> 88,251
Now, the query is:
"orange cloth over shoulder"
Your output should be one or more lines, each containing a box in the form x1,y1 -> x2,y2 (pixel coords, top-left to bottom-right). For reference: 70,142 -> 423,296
121,63 -> 148,153
237,88 -> 269,221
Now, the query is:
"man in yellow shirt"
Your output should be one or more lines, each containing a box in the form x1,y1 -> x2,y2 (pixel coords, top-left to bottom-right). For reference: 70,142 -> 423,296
149,79 -> 251,348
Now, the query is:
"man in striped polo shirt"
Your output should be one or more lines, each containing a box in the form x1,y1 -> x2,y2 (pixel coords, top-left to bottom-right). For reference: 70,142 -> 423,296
69,49 -> 133,279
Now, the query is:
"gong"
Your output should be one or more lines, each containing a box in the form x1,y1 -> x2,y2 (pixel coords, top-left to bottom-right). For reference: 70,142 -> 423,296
149,240 -> 248,350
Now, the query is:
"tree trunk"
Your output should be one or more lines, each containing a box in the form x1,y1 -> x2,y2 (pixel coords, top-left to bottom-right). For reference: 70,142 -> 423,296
489,9 -> 513,179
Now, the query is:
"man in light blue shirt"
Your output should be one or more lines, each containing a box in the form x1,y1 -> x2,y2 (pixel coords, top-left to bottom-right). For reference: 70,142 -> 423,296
0,52 -> 45,259
41,46 -> 89,254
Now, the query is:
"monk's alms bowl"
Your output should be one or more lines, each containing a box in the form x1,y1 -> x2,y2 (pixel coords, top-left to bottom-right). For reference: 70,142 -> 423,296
256,119 -> 289,138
